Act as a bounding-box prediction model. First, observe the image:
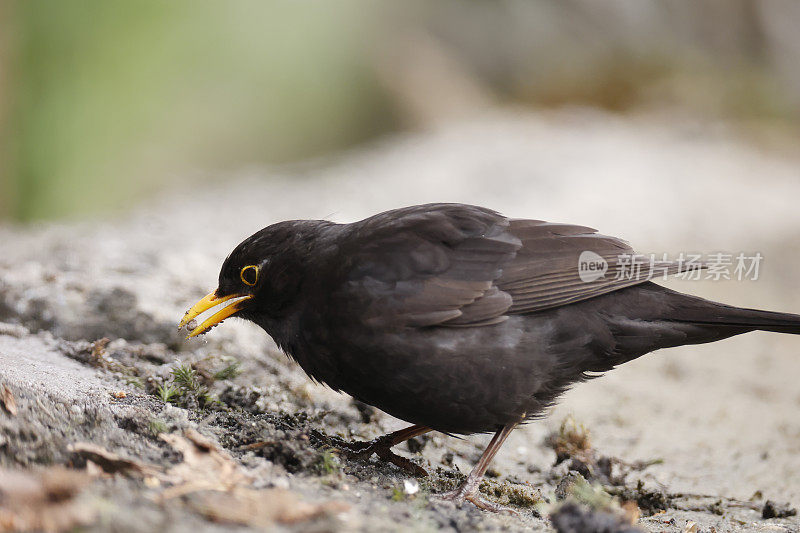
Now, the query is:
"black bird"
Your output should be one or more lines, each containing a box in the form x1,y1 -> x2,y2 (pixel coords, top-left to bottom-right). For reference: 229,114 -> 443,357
180,203 -> 800,511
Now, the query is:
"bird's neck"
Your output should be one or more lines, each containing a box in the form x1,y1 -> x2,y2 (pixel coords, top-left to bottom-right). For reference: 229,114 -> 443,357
254,311 -> 341,386
251,311 -> 300,354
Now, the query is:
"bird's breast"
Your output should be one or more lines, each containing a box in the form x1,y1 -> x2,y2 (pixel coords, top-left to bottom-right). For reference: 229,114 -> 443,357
284,315 -> 572,434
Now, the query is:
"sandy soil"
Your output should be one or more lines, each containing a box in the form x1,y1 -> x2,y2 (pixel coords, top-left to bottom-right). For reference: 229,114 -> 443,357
1,109 -> 800,532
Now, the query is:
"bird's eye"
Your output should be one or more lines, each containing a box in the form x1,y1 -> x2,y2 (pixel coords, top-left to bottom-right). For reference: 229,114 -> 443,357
240,265 -> 259,286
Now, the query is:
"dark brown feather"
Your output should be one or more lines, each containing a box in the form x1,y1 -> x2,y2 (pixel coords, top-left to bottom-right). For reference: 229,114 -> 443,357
212,202 -> 800,435
332,203 -> 703,328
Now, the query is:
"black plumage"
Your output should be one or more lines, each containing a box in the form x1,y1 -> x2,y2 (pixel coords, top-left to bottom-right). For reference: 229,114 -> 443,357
181,203 -> 800,511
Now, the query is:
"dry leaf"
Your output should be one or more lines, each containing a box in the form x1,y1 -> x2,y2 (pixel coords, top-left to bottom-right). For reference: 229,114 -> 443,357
65,429 -> 347,529
683,520 -> 698,533
68,442 -> 160,477
190,488 -> 349,527
1,386 -> 16,416
620,500 -> 641,524
0,467 -> 95,533
158,428 -> 253,499
84,460 -> 104,478
157,429 -> 348,526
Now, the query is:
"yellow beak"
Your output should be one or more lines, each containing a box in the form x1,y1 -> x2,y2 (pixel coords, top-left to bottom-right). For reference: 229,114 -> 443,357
179,290 -> 253,339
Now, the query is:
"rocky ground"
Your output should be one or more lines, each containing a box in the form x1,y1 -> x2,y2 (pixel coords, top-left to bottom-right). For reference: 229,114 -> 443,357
2,109 -> 800,532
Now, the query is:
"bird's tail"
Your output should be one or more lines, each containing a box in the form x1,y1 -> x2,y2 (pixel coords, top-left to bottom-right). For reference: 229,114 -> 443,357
577,283 -> 800,370
664,290 -> 800,335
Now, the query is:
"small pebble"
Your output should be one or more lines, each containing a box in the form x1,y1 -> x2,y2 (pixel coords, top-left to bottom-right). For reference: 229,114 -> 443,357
403,479 -> 419,495
272,477 -> 290,489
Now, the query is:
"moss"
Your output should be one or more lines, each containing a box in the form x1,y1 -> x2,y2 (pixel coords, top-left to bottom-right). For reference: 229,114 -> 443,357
420,467 -> 465,493
478,479 -> 543,509
124,376 -> 143,389
157,383 -> 179,404
314,449 -> 340,476
213,360 -> 242,381
506,486 -> 542,508
171,364 -> 200,391
154,362 -> 218,409
148,418 -> 168,436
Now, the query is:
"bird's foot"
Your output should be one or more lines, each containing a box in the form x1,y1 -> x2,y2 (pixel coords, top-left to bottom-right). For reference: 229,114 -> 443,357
336,435 -> 428,477
434,482 -> 519,515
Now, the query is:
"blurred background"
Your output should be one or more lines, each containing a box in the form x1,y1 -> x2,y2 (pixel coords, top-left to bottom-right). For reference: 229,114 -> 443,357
2,0 -> 800,223
3,3 -> 800,522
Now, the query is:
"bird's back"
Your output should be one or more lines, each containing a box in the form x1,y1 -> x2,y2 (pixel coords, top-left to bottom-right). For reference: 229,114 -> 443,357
265,204 -> 800,434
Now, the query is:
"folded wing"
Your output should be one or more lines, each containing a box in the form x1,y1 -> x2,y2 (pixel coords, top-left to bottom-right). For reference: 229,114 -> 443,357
333,204 -> 697,328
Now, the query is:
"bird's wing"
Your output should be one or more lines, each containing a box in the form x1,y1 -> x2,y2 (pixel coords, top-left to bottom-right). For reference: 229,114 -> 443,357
498,219 -> 696,314
332,204 -> 697,328
332,204 -> 520,328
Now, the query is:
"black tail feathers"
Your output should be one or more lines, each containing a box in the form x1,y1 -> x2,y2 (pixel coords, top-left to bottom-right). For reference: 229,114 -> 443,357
669,298 -> 800,335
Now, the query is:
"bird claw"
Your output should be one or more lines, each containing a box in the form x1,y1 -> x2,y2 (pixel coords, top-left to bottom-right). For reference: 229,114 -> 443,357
337,436 -> 428,477
434,486 -> 519,515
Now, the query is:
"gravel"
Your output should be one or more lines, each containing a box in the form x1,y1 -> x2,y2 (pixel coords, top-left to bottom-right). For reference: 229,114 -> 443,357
1,109 -> 799,532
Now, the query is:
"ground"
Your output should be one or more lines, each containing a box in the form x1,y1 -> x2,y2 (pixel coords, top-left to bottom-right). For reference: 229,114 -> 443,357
1,110 -> 800,532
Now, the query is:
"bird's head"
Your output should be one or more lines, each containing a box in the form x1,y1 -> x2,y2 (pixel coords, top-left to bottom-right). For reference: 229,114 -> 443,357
178,221 -> 313,338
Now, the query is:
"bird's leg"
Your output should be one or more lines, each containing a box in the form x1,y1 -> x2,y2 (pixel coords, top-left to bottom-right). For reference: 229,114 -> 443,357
336,424 -> 431,476
436,423 -> 518,513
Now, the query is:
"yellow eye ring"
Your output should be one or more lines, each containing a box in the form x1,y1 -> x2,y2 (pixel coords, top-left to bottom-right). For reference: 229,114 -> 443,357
240,265 -> 259,286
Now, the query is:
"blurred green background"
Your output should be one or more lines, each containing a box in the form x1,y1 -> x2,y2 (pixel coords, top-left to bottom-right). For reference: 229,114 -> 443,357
2,0 -> 799,222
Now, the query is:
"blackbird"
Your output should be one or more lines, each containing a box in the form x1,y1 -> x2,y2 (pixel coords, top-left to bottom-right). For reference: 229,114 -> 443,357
179,203 -> 800,511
